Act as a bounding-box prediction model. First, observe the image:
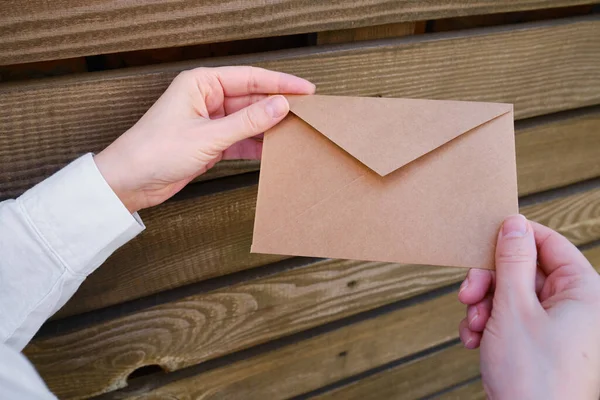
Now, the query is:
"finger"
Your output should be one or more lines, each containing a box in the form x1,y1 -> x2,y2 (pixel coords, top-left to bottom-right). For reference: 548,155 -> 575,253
467,295 -> 493,332
459,318 -> 482,349
222,138 -> 263,160
206,95 -> 289,150
531,221 -> 594,276
212,66 -> 316,97
494,214 -> 539,308
458,268 -> 494,305
224,94 -> 268,115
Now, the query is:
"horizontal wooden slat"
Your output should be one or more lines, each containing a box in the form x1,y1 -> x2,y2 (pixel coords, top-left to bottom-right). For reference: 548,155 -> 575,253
133,244 -> 599,400
54,176 -> 600,319
516,109 -> 600,195
130,297 -> 471,400
434,379 -> 486,400
26,241 -> 600,398
314,344 -> 480,400
520,187 -> 600,246
0,1 -> 596,65
28,263 -> 466,398
1,17 -> 599,200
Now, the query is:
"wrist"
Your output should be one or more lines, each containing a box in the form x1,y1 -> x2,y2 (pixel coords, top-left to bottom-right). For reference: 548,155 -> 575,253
93,151 -> 142,214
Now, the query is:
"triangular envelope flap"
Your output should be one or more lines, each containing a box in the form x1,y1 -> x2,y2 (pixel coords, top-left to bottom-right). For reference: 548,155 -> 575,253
287,95 -> 513,176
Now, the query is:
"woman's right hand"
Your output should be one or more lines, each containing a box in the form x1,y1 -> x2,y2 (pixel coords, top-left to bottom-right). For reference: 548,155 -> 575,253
94,66 -> 315,214
458,215 -> 600,399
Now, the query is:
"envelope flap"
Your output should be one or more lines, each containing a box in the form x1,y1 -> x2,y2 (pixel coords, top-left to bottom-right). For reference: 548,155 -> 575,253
288,95 -> 513,176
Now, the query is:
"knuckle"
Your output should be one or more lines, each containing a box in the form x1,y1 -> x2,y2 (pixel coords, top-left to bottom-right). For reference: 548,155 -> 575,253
246,66 -> 260,92
496,252 -> 535,266
175,68 -> 211,86
174,69 -> 195,83
496,240 -> 535,265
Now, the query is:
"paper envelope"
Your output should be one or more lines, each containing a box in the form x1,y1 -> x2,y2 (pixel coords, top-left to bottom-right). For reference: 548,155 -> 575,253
251,95 -> 518,270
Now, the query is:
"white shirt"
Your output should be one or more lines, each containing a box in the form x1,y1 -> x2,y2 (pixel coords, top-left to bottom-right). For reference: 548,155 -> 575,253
0,154 -> 145,399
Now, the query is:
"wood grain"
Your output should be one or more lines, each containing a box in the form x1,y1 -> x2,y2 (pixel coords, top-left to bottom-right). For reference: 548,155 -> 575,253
27,263 -> 466,398
516,110 -> 600,195
520,187 -> 600,246
315,344 -> 480,400
53,179 -> 600,319
2,17 -> 600,200
130,297 -> 470,400
0,1 -> 596,65
27,242 -> 600,399
434,379 -> 486,400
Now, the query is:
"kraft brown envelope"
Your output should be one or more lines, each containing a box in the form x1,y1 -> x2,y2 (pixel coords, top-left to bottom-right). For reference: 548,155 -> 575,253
251,95 -> 518,270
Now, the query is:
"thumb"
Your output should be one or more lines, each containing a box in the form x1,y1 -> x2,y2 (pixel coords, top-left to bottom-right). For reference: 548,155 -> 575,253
207,95 -> 289,150
494,214 -> 539,308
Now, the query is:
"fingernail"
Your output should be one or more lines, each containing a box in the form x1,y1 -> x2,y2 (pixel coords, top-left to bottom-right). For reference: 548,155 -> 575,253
459,277 -> 469,294
469,313 -> 479,328
465,337 -> 473,348
265,96 -> 288,118
502,214 -> 528,238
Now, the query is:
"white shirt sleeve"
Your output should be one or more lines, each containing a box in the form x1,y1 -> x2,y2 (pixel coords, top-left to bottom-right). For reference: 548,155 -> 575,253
0,153 -> 145,399
0,153 -> 144,349
0,344 -> 57,400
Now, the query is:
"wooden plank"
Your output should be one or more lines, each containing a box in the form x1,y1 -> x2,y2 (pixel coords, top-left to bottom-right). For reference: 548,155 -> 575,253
2,17 -> 600,199
516,110 -> 600,195
430,4 -> 596,32
129,298 -> 471,400
53,179 -> 600,319
520,187 -> 600,246
434,379 -> 486,400
26,290 -> 464,399
27,264 -> 466,398
317,22 -> 417,45
0,1 -> 596,65
26,241 -> 600,398
315,344 -> 480,400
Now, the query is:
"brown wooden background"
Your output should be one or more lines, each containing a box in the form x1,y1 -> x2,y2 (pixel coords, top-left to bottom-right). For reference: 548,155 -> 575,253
1,1 -> 600,399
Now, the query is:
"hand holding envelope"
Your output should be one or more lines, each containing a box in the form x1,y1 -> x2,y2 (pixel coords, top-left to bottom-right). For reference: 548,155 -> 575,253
251,95 -> 518,270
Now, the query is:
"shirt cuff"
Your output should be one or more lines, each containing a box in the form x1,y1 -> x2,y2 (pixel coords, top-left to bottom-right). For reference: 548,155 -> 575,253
18,153 -> 145,277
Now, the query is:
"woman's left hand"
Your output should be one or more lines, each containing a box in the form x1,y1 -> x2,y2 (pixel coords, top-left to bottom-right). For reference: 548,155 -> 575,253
94,66 -> 315,213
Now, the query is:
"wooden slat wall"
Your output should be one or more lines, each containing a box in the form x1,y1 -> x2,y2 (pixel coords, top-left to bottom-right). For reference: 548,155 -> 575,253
99,245 -> 598,400
25,214 -> 600,398
2,17 -> 600,201
516,109 -> 600,195
2,3 -> 599,400
1,1 -> 597,65
131,296 -> 473,400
